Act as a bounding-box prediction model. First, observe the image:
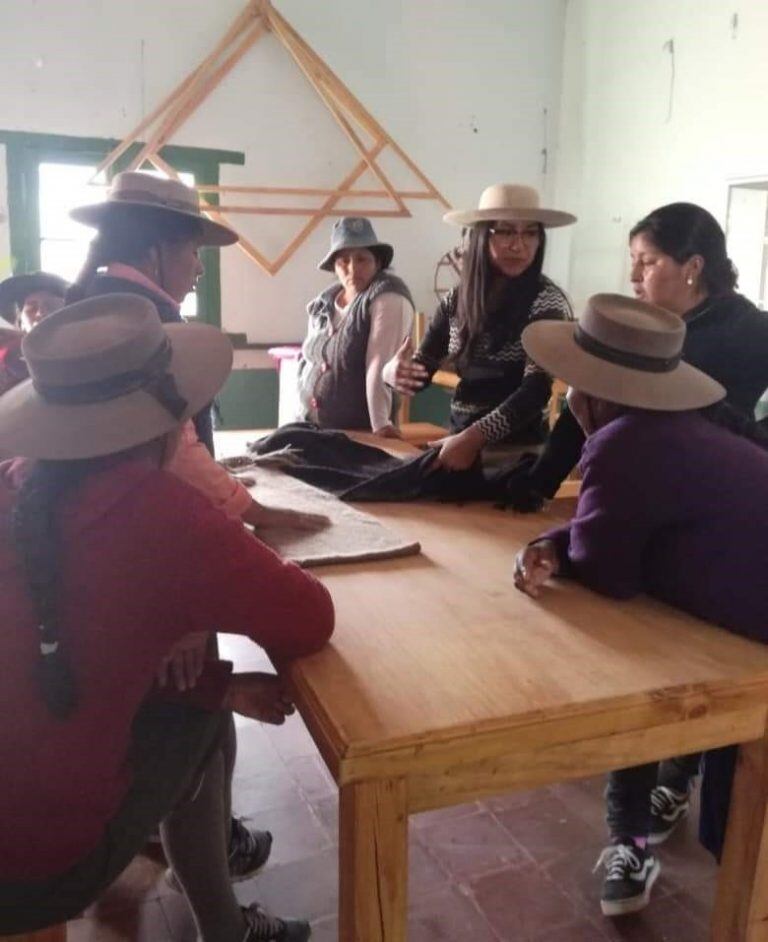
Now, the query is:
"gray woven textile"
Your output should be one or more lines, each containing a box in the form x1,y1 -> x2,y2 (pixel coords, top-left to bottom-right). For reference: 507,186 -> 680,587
245,466 -> 421,568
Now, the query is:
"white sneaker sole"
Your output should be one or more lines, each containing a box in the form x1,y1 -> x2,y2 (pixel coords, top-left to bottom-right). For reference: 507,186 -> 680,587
600,859 -> 661,917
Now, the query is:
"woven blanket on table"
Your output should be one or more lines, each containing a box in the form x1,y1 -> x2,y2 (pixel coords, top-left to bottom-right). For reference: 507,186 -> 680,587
246,466 -> 421,567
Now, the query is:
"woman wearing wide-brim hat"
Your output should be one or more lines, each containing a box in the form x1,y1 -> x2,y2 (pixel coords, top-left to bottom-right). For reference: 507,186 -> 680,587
0,270 -> 69,332
298,215 -> 414,435
0,293 -> 333,941
70,171 -> 325,535
513,293 -> 768,919
383,183 -> 575,470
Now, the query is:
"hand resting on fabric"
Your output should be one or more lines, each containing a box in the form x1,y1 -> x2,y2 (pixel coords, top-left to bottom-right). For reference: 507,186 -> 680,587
513,539 -> 560,598
156,630 -> 209,691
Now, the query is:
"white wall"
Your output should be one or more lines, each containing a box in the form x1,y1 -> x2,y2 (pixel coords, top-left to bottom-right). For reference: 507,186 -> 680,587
555,0 -> 768,310
0,0 -> 569,342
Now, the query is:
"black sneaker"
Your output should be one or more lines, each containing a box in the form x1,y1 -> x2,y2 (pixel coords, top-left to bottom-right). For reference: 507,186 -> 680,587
648,785 -> 690,845
166,819 -> 273,891
242,903 -> 311,942
595,839 -> 660,916
228,818 -> 274,882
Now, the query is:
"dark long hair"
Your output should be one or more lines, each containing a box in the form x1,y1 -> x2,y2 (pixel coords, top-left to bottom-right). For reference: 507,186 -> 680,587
630,203 -> 737,296
455,223 -> 546,358
12,441 -> 164,718
67,207 -> 204,304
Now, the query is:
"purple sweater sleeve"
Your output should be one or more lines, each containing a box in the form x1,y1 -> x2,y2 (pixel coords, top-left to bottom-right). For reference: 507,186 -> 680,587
541,417 -> 670,599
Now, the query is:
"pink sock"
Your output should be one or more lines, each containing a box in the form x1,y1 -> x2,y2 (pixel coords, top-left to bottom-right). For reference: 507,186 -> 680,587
633,836 -> 648,849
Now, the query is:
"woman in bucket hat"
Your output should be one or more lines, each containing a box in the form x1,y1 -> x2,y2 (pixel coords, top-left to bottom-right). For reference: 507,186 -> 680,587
513,293 -> 768,919
383,183 -> 575,470
0,270 -> 69,333
298,215 -> 414,434
0,294 -> 333,941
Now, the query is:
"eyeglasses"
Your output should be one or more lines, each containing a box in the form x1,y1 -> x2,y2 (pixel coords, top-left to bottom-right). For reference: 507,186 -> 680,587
488,226 -> 540,247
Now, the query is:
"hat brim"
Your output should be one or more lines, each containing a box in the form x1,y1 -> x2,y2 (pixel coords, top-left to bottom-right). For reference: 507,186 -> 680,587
317,242 -> 394,272
522,320 -> 725,411
0,321 -> 233,460
71,200 -> 239,247
0,273 -> 70,308
443,207 -> 577,229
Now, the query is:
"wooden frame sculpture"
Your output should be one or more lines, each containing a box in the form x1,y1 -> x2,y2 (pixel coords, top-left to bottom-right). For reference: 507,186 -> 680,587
94,0 -> 451,275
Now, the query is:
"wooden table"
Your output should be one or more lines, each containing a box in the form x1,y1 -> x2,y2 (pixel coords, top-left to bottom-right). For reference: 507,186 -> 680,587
217,430 -> 768,941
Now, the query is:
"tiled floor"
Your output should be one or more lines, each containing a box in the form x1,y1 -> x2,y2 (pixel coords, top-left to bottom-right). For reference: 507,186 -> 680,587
69,641 -> 717,941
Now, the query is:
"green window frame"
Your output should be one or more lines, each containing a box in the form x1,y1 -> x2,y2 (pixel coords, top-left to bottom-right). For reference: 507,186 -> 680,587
1,130 -> 244,327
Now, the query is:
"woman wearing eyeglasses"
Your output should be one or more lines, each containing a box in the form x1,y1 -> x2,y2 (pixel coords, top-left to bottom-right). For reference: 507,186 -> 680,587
383,184 -> 576,470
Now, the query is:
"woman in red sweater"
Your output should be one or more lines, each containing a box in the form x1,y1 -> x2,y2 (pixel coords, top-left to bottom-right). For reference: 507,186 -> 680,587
0,293 -> 334,942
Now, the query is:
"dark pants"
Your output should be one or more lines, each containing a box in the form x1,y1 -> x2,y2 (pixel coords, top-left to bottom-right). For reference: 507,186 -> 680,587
606,752 -> 701,838
0,700 -> 228,934
699,745 -> 737,861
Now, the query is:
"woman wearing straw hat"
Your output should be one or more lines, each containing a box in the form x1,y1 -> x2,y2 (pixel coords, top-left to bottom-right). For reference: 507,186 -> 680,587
513,293 -> 768,918
0,270 -> 69,333
298,216 -> 414,435
70,171 -> 326,532
0,294 -> 333,941
384,183 -> 575,470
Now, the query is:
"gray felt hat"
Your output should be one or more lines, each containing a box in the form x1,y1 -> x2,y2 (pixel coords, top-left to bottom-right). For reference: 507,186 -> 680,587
317,217 -> 394,272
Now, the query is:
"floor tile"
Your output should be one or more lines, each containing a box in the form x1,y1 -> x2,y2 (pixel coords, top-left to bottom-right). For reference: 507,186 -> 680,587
412,800 -> 481,829
233,847 -> 340,923
494,792 -> 597,868
285,754 -> 337,802
408,885 -> 499,942
416,809 -> 531,880
470,863 -> 582,939
253,800 -> 332,867
596,892 -> 709,941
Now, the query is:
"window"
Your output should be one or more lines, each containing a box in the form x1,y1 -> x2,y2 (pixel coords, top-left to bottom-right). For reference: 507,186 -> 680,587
726,180 -> 768,311
2,131 -> 244,326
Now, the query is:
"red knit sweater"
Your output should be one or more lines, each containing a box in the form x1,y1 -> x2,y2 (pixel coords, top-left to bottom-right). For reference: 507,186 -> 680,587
0,459 -> 334,880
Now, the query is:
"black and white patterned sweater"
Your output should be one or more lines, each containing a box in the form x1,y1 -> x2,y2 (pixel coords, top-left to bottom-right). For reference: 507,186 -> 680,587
414,276 -> 572,445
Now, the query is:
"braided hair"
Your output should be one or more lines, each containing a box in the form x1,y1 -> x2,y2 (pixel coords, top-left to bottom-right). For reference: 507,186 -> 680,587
12,459 -> 95,717
66,207 -> 204,305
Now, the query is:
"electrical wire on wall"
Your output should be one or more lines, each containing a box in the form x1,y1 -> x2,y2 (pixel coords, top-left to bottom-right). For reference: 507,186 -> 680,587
662,38 -> 675,123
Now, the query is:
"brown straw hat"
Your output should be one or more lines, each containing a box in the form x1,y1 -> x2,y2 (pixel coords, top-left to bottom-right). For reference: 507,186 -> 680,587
71,171 -> 238,247
444,183 -> 576,229
0,293 -> 233,460
522,293 -> 725,411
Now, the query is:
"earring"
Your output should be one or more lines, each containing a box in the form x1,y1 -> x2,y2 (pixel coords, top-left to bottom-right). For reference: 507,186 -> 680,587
686,277 -> 694,286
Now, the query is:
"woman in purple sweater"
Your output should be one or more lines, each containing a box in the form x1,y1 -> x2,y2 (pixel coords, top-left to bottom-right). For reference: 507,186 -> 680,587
514,293 -> 768,918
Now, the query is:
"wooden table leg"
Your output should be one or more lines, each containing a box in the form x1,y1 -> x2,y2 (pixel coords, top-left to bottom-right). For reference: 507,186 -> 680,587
338,777 -> 408,942
713,733 -> 768,940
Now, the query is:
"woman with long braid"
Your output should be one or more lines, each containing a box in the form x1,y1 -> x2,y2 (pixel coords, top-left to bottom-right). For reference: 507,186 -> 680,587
0,294 -> 333,941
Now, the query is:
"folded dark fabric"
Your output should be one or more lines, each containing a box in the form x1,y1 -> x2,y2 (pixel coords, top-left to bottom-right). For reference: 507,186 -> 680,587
247,423 -> 502,503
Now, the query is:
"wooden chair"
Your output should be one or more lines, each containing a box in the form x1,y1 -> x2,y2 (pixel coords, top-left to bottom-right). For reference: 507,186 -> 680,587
397,311 -> 458,445
4,927 -> 67,941
548,378 -> 581,499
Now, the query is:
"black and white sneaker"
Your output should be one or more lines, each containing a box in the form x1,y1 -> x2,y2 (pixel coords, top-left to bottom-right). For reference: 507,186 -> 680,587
167,819 -> 273,891
648,785 -> 690,845
595,839 -> 660,916
242,903 -> 311,942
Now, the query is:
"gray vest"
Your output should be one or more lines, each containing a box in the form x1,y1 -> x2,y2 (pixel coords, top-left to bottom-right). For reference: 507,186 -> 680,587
298,273 -> 413,430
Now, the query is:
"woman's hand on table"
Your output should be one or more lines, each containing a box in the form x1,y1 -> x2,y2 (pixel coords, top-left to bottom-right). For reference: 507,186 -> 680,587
374,423 -> 403,439
383,336 -> 430,396
513,540 -> 559,598
428,425 -> 485,471
157,631 -> 209,691
225,672 -> 296,725
243,499 -> 329,531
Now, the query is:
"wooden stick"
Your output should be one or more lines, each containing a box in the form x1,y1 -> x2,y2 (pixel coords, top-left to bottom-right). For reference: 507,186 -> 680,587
148,153 -> 276,276
268,12 -> 408,217
195,184 -> 436,198
93,1 -> 263,180
270,141 -> 387,273
266,3 -> 451,208
129,22 -> 265,173
202,205 -> 409,216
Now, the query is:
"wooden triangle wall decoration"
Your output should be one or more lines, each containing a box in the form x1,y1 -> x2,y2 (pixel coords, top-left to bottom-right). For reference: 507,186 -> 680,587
94,0 -> 451,275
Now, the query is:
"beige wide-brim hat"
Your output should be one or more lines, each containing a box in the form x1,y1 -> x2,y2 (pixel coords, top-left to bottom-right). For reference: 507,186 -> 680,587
444,183 -> 576,229
71,171 -> 238,247
0,293 -> 233,460
522,293 -> 725,411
